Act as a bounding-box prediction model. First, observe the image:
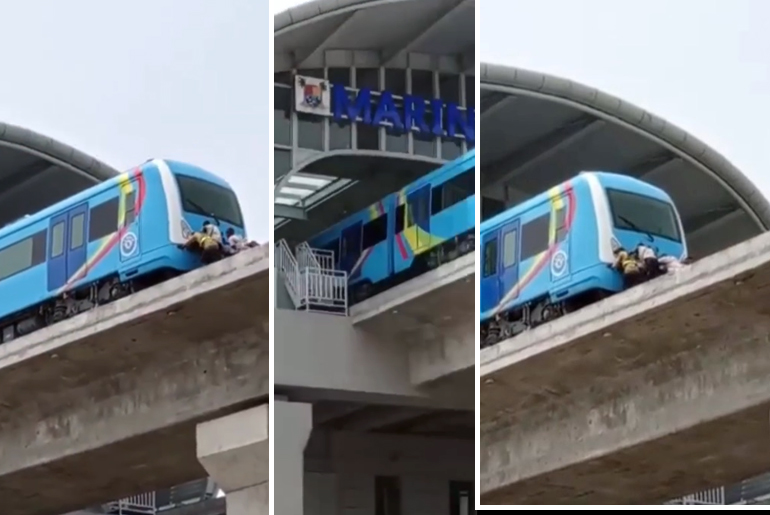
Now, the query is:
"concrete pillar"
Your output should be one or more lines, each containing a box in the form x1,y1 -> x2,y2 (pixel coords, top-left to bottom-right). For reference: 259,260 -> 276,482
197,404 -> 269,515
275,400 -> 313,515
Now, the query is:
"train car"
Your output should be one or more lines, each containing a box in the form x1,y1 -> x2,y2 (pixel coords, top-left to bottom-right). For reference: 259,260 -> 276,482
0,158 -> 246,344
309,149 -> 475,303
480,171 -> 687,348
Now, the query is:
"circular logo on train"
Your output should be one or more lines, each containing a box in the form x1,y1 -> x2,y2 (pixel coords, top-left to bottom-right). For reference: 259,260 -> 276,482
551,250 -> 568,278
120,231 -> 138,257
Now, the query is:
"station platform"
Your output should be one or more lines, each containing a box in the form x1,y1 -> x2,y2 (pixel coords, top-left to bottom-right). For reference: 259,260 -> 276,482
0,247 -> 269,515
480,231 -> 770,504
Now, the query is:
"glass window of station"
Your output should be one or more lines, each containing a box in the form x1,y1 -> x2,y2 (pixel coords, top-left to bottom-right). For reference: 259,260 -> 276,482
274,67 -> 475,183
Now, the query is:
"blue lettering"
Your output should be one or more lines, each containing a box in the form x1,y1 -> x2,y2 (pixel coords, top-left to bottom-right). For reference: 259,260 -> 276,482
372,91 -> 404,131
403,95 -> 430,133
332,83 -> 372,124
330,83 -> 475,144
446,102 -> 474,142
430,98 -> 444,137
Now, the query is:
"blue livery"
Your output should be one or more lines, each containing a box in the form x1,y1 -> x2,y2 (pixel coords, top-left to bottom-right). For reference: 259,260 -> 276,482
0,158 -> 245,344
480,171 -> 687,347
309,150 -> 476,304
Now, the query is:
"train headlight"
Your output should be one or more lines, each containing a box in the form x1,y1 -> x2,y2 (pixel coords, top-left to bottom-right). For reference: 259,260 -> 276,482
181,219 -> 193,239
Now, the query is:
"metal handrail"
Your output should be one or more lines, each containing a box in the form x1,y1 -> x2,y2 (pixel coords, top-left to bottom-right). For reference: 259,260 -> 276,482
300,267 -> 348,316
276,239 -> 349,315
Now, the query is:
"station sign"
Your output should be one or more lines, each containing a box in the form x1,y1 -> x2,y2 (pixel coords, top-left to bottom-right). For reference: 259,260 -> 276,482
294,74 -> 474,144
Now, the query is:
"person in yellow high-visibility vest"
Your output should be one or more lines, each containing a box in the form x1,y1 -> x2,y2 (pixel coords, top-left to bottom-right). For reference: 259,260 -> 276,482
613,247 -> 642,288
184,221 -> 224,264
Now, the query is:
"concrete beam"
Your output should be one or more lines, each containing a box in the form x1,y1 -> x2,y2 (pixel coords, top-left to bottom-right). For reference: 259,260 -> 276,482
274,309 -> 473,410
0,247 -> 269,515
352,253 -> 475,386
480,231 -> 770,504
197,405 -> 269,492
198,406 -> 269,515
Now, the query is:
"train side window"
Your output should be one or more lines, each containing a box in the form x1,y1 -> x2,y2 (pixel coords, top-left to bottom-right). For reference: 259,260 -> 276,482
89,198 -> 119,242
70,213 -> 85,250
431,170 -> 474,215
362,214 -> 388,250
520,213 -> 550,261
554,206 -> 568,242
431,185 -> 442,215
51,222 -> 65,258
124,191 -> 136,225
395,204 -> 405,233
502,229 -> 517,268
482,238 -> 498,278
0,231 -> 47,281
408,186 -> 430,227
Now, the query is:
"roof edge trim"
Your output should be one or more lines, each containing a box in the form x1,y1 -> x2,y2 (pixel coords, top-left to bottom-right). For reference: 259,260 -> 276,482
275,0 -> 411,36
0,122 -> 118,182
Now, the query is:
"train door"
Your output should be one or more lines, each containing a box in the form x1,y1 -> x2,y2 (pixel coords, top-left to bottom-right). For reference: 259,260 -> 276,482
480,230 -> 500,314
386,195 -> 396,276
407,185 -> 431,252
550,198 -> 571,284
498,220 -> 520,301
47,203 -> 89,292
119,186 -> 141,263
339,222 -> 362,274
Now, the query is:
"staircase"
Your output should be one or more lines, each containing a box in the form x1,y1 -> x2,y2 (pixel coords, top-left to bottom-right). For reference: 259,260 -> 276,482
275,239 -> 348,315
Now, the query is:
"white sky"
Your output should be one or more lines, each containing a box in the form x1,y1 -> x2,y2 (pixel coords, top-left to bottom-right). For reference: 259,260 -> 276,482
3,0 -> 268,240
482,0 -> 770,198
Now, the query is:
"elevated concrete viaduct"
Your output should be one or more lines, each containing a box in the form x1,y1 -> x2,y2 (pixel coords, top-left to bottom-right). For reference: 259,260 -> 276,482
480,231 -> 770,504
0,247 -> 269,515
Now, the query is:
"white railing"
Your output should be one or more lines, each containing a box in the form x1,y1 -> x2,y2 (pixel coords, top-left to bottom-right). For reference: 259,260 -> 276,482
299,267 -> 349,316
296,241 -> 322,269
668,487 -> 725,505
104,492 -> 156,514
276,239 -> 348,315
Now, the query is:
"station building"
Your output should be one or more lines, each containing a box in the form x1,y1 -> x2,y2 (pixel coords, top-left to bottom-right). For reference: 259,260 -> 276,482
275,1 -> 475,514
275,0 -> 770,511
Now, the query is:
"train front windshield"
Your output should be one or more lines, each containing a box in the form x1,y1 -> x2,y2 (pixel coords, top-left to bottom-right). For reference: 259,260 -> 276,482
175,175 -> 244,227
606,188 -> 681,242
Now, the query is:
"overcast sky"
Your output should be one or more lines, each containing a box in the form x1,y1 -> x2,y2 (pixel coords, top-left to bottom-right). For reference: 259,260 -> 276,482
482,0 -> 770,197
2,0 -> 267,240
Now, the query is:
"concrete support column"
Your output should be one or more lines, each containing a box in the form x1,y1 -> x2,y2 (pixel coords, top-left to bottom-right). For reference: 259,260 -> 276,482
275,400 -> 313,515
197,404 -> 269,515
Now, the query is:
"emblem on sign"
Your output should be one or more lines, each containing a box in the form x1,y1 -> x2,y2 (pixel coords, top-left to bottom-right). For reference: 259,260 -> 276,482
294,75 -> 331,116
551,249 -> 568,278
120,231 -> 138,257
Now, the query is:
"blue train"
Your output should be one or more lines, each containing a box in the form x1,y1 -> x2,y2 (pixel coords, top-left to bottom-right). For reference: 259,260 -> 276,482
480,171 -> 687,347
309,150 -> 475,304
0,158 -> 246,344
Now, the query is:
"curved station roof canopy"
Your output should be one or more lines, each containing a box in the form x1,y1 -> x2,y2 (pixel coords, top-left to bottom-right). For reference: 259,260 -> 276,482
275,0 -> 475,241
0,122 -> 117,228
480,63 -> 770,258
